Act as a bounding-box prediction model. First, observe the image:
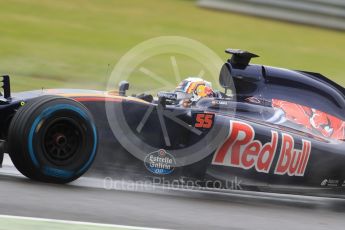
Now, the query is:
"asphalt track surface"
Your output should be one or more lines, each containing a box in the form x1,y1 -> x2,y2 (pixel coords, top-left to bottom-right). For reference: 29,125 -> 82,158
1,155 -> 345,230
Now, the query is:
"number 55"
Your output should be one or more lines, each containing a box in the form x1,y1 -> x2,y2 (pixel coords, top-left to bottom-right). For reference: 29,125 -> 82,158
195,114 -> 214,129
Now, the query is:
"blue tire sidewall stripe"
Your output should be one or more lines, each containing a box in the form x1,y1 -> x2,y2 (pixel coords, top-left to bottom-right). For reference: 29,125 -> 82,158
28,104 -> 98,179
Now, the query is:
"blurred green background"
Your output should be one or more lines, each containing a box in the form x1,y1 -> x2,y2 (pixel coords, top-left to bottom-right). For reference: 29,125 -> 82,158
0,0 -> 344,92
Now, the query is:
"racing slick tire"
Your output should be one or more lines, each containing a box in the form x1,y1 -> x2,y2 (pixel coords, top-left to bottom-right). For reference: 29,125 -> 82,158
7,95 -> 98,184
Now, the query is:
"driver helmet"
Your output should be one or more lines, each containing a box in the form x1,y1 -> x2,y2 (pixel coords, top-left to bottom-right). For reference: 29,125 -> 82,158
175,77 -> 214,102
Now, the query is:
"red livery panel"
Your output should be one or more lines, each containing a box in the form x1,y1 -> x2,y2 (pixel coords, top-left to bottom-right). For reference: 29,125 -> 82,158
212,121 -> 311,177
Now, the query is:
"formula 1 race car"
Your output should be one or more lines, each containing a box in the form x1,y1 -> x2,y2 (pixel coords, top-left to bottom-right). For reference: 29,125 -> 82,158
1,49 -> 345,196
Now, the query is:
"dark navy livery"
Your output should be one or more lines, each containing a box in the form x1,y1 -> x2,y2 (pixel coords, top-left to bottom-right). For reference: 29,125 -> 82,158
1,49 -> 345,198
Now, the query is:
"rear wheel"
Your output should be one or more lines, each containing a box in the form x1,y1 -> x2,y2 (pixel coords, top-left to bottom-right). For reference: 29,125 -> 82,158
8,95 -> 98,183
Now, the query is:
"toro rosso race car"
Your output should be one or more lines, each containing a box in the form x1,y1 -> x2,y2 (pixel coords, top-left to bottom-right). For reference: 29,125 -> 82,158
1,49 -> 345,195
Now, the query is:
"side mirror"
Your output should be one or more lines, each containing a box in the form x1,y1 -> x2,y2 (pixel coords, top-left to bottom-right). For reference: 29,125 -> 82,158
219,63 -> 233,94
118,81 -> 129,96
157,92 -> 178,107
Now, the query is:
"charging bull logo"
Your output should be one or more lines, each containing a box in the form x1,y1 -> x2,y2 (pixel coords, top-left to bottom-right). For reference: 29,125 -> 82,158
272,99 -> 345,140
212,121 -> 311,177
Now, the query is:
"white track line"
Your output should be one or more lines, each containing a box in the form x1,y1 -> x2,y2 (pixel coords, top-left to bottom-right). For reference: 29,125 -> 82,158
0,214 -> 169,230
2,154 -> 12,167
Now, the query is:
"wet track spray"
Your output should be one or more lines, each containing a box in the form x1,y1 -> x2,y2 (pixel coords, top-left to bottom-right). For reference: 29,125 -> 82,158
1,154 -> 345,230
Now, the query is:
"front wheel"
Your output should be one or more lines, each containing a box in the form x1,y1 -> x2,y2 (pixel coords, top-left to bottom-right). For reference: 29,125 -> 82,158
8,95 -> 98,183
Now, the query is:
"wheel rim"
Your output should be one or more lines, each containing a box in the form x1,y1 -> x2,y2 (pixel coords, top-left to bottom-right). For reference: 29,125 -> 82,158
43,118 -> 83,165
